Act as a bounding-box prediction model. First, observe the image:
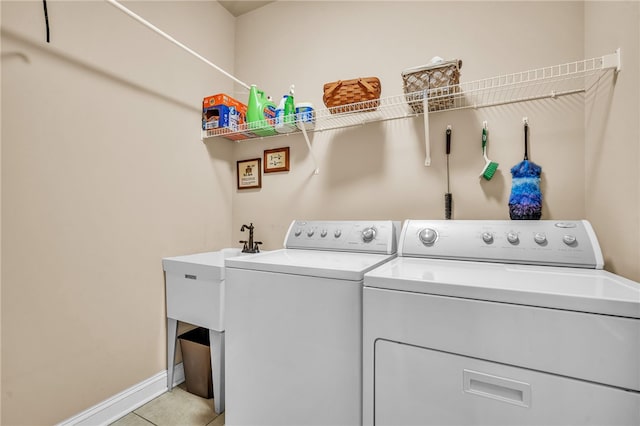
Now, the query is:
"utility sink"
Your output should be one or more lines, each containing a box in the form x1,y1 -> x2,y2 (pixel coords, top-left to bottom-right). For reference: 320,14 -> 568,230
162,247 -> 249,413
162,248 -> 244,331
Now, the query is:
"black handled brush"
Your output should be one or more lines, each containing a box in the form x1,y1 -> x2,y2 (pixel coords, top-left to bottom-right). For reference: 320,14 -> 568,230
445,126 -> 452,220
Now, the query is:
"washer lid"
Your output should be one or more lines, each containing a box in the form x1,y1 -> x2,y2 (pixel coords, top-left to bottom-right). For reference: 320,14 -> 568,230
225,249 -> 396,281
364,257 -> 640,318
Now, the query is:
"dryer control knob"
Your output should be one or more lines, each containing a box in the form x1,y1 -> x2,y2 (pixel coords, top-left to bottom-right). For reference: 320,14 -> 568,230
334,229 -> 342,238
307,229 -> 315,237
419,228 -> 438,245
534,233 -> 547,245
482,232 -> 494,244
362,227 -> 377,243
507,232 -> 519,244
320,229 -> 328,238
563,234 -> 577,245
294,228 -> 302,237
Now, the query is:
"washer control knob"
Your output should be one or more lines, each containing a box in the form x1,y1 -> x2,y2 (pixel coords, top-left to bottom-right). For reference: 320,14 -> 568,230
563,234 -> 577,245
362,227 -> 377,243
320,229 -> 328,238
334,229 -> 342,238
507,232 -> 519,244
534,233 -> 547,245
418,228 -> 438,245
294,228 -> 302,237
482,232 -> 494,244
307,229 -> 315,237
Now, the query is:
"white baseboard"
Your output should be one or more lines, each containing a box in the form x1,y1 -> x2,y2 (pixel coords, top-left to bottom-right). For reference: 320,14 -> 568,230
57,363 -> 185,426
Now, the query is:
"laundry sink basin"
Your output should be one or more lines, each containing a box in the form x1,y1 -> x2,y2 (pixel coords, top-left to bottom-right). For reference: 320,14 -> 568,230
163,247 -> 252,413
162,248 -> 245,331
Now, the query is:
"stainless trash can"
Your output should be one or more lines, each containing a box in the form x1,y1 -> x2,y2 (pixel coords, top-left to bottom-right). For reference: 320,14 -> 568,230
178,327 -> 213,398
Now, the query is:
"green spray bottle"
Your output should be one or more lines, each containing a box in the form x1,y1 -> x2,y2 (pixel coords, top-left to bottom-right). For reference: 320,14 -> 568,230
284,85 -> 296,127
275,85 -> 296,134
247,84 -> 276,136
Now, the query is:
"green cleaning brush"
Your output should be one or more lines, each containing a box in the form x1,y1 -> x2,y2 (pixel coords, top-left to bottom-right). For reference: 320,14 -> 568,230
480,123 -> 498,180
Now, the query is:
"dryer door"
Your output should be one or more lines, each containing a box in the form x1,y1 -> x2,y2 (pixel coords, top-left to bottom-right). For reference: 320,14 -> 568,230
374,340 -> 640,426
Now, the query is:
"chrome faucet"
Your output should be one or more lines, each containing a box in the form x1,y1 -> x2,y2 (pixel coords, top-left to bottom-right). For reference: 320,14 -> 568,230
240,223 -> 262,253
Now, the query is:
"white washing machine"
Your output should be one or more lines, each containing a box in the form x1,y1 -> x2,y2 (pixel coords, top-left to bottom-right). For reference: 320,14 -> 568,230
224,220 -> 400,426
363,220 -> 640,426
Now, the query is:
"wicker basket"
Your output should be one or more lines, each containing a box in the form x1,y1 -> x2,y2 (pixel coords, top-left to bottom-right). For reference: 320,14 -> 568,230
402,59 -> 462,113
322,77 -> 381,114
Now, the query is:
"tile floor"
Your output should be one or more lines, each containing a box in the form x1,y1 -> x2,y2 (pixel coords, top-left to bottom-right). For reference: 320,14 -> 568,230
109,383 -> 224,426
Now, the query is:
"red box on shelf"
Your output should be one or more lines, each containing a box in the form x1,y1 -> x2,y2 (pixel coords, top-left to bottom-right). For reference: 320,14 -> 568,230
202,93 -> 248,133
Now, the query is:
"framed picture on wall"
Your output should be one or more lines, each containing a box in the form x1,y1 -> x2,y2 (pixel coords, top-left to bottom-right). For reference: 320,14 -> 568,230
237,158 -> 262,189
264,147 -> 290,173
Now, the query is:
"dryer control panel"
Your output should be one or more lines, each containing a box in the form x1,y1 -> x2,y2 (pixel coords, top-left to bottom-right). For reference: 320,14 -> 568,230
284,220 -> 400,254
399,220 -> 604,269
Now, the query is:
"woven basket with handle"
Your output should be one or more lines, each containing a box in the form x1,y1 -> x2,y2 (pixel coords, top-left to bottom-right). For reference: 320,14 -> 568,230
402,59 -> 462,113
322,77 -> 381,114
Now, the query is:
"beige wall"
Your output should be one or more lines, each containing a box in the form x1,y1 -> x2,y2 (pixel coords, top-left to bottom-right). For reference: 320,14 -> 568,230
231,1 -> 590,249
231,1 -> 639,281
1,1 -> 236,424
584,1 -> 640,281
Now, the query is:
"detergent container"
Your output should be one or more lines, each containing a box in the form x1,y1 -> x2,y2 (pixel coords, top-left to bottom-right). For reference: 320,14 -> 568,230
295,102 -> 315,131
247,85 -> 277,136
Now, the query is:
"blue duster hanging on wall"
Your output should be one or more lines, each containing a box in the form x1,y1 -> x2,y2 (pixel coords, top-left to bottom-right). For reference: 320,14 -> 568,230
509,119 -> 542,220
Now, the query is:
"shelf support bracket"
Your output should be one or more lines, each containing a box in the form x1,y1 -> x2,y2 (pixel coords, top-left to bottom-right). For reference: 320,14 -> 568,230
423,90 -> 431,167
105,0 -> 251,90
300,124 -> 320,175
602,48 -> 621,73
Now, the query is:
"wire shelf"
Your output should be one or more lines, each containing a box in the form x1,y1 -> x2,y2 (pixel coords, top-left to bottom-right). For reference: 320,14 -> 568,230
202,51 -> 620,141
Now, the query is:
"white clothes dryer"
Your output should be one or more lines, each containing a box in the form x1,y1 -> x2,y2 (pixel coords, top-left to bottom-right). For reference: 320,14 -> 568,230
225,220 -> 400,426
363,220 -> 640,426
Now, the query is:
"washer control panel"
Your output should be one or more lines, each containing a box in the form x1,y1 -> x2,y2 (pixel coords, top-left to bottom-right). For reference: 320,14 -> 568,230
400,220 -> 603,269
284,220 -> 400,254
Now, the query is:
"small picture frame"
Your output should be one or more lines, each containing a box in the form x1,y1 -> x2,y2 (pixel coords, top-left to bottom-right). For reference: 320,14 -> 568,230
237,158 -> 262,189
263,147 -> 290,173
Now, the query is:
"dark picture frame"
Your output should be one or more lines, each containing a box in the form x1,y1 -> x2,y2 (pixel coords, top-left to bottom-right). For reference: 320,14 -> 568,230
237,158 -> 262,189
